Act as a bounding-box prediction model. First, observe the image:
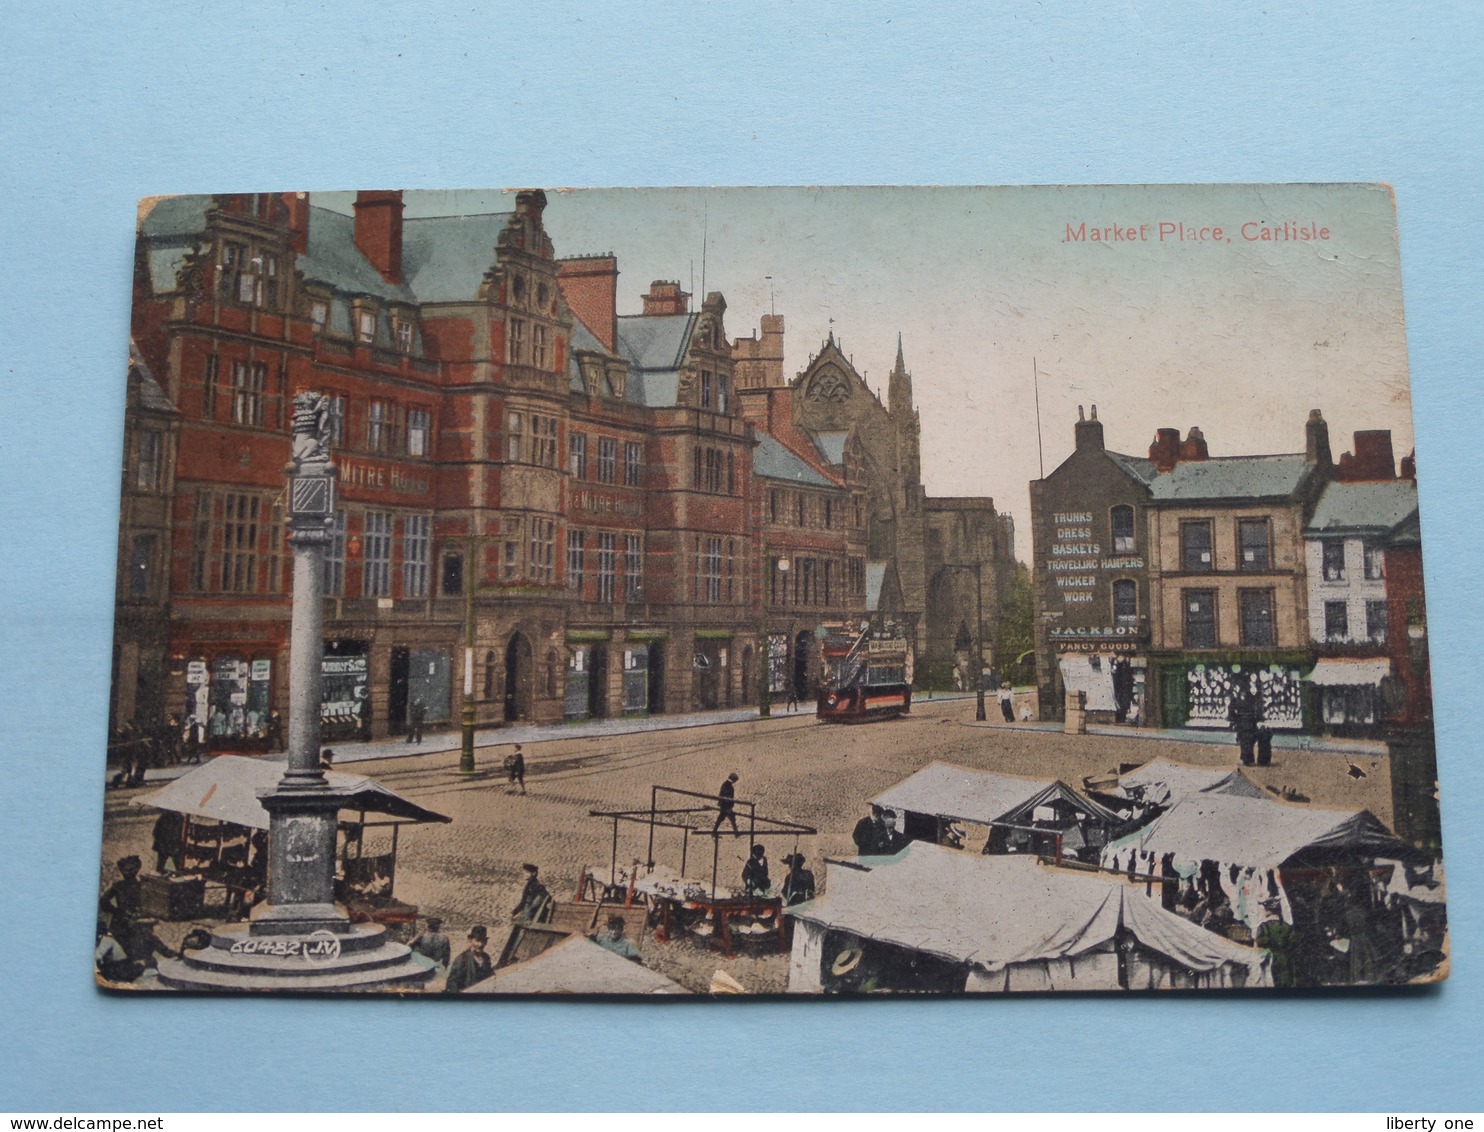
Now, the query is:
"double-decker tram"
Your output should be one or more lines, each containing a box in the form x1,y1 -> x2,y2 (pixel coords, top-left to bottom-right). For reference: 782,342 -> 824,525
817,621 -> 914,723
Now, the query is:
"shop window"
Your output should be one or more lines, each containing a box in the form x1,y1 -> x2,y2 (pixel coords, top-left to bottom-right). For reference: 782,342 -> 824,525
598,532 -> 617,603
1111,505 -> 1135,553
624,442 -> 642,487
1325,600 -> 1349,641
1238,518 -> 1271,572
570,433 -> 587,479
1322,539 -> 1347,581
403,515 -> 431,598
567,530 -> 585,596
406,408 -> 431,457
1181,520 -> 1214,572
1238,588 -> 1275,647
598,437 -> 617,484
1113,579 -> 1138,626
363,512 -> 393,597
231,360 -> 267,427
1184,590 -> 1217,649
1366,599 -> 1389,644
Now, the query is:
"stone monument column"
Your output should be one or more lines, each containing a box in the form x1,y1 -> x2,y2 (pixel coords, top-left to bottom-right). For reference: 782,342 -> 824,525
157,392 -> 435,990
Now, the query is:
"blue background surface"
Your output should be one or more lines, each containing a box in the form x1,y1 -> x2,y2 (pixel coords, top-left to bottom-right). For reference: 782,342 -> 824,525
1,1 -> 1480,1112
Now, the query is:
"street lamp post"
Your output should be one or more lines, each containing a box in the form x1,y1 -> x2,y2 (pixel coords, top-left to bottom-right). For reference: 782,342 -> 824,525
759,548 -> 789,718
460,536 -> 477,774
944,561 -> 988,722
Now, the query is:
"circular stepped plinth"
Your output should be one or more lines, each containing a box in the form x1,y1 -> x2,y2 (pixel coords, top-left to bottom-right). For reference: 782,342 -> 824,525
156,922 -> 436,992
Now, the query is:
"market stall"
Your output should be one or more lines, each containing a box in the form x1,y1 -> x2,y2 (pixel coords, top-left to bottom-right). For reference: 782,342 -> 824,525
871,762 -> 1123,862
465,935 -> 687,995
785,841 -> 1266,993
587,785 -> 817,958
133,755 -> 450,930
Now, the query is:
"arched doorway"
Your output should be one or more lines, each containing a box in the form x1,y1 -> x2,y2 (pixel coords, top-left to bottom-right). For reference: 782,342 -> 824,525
504,632 -> 533,722
793,630 -> 814,702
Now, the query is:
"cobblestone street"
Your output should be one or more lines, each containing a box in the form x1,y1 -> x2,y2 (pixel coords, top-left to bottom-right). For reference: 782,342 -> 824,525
101,697 -> 1395,994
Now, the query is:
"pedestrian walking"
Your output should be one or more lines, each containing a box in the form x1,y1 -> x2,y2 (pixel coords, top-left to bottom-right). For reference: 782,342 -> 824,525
503,745 -> 526,794
1227,674 -> 1259,766
713,772 -> 739,835
407,697 -> 426,745
444,925 -> 492,993
786,682 -> 799,713
151,811 -> 185,874
998,683 -> 1015,723
265,710 -> 285,753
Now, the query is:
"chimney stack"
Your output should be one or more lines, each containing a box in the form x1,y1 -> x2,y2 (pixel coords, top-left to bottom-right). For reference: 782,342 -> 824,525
1149,427 -> 1181,472
1180,426 -> 1209,462
1074,403 -> 1105,452
282,192 -> 310,255
557,255 -> 619,353
1341,430 -> 1396,481
641,280 -> 690,316
1305,408 -> 1332,467
353,190 -> 404,284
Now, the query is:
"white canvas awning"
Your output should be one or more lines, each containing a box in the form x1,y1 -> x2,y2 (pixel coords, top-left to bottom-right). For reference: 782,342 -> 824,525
790,841 -> 1260,977
1107,793 -> 1404,872
1306,658 -> 1391,687
1116,758 -> 1266,807
134,755 -> 451,830
463,935 -> 687,995
872,762 -> 1119,827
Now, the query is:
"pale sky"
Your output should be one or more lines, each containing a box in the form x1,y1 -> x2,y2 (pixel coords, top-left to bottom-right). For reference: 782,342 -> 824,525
322,185 -> 1413,556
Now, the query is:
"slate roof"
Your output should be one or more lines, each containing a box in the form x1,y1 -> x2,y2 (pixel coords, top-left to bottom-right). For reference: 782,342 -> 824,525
1306,480 -> 1418,536
753,434 -> 835,487
1146,453 -> 1313,502
1106,451 -> 1158,484
401,212 -> 511,303
301,206 -> 417,303
138,195 -> 212,239
566,315 -> 608,393
865,562 -> 888,611
811,430 -> 851,465
614,313 -> 698,407
128,343 -> 176,413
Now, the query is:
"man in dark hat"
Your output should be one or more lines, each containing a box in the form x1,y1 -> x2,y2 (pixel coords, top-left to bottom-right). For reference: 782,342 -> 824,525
444,925 -> 492,993
504,745 -> 527,795
852,804 -> 887,855
511,863 -> 553,923
320,747 -> 336,770
409,915 -> 452,969
741,843 -> 771,897
713,772 -> 739,835
594,914 -> 642,963
407,697 -> 426,745
781,853 -> 816,906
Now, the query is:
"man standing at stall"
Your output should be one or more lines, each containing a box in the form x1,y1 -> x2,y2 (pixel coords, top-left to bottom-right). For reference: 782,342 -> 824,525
444,926 -> 492,993
713,772 -> 740,835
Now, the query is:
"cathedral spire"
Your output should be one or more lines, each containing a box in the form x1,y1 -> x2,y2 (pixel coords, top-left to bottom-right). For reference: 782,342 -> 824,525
888,332 -> 913,416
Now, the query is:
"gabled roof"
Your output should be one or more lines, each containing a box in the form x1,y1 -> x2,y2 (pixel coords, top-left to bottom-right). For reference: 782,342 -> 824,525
1147,454 -> 1313,502
1307,479 -> 1419,536
790,842 -> 1260,976
300,206 -> 417,303
401,212 -> 512,304
873,762 -> 1121,827
754,434 -> 836,487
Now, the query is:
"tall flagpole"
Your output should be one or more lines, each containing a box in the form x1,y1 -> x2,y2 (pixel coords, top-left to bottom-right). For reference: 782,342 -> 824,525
1033,357 -> 1045,479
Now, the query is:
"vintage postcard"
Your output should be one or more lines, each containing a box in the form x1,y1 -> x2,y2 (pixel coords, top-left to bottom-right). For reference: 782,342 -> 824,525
98,184 -> 1445,995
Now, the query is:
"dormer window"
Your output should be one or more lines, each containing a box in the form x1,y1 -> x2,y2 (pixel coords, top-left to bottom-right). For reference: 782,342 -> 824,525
310,300 -> 329,330
395,318 -> 413,353
356,309 -> 376,344
219,241 -> 279,308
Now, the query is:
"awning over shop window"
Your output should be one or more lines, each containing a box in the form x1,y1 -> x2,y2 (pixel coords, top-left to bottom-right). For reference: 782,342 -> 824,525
1306,658 -> 1391,687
